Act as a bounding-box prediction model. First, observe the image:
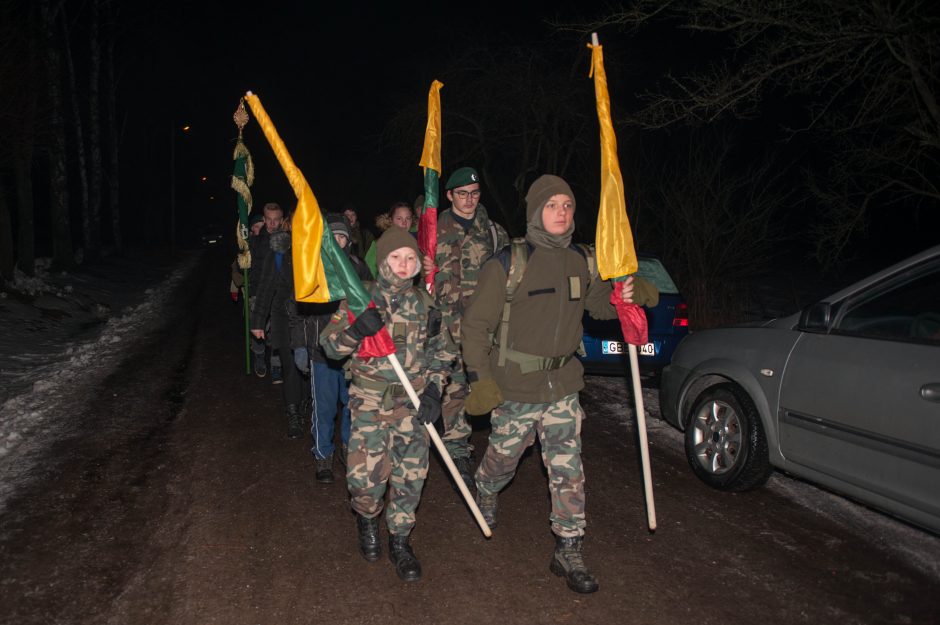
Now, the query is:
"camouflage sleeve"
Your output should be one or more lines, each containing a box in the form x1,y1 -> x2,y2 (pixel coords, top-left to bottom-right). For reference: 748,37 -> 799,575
319,300 -> 359,359
425,326 -> 457,390
461,258 -> 507,381
584,276 -> 618,321
494,222 -> 510,250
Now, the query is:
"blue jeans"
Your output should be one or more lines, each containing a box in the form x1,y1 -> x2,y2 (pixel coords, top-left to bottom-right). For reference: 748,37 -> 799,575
310,360 -> 351,459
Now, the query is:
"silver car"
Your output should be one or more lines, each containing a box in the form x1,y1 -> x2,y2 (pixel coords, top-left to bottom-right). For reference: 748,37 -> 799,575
660,244 -> 940,533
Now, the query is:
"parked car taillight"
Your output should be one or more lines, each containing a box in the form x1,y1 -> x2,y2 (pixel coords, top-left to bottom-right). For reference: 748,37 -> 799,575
673,302 -> 689,327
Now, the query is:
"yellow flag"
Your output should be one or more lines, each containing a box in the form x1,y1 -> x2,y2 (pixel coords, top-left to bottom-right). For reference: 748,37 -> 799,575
418,80 -> 444,174
590,43 -> 638,279
244,93 -> 329,303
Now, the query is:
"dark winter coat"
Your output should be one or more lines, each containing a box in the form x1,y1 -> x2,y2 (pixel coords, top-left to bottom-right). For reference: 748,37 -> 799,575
249,230 -> 294,345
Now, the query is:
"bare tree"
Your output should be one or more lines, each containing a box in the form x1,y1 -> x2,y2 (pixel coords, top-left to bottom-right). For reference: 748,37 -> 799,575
104,0 -> 121,252
567,0 -> 940,266
86,0 -> 103,258
61,3 -> 92,259
627,128 -> 795,327
40,0 -> 73,268
0,0 -> 44,277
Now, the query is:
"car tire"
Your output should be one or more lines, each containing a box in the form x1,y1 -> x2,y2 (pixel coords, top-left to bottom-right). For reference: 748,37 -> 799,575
684,385 -> 772,492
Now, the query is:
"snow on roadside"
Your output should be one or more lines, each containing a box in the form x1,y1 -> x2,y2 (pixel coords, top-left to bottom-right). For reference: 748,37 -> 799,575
0,253 -> 199,513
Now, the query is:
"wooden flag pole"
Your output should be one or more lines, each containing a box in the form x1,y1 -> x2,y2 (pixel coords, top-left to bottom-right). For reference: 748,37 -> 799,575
629,343 -> 657,530
590,32 -> 656,531
386,353 -> 493,538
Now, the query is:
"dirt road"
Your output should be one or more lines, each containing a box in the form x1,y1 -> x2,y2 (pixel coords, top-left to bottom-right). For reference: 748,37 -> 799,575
1,248 -> 937,625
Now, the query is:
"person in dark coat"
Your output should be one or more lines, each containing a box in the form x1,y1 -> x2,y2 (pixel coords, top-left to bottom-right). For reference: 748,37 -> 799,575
250,211 -> 306,438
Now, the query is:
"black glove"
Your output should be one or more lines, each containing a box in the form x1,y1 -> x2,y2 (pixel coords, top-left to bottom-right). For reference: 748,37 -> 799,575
416,383 -> 442,425
346,308 -> 384,341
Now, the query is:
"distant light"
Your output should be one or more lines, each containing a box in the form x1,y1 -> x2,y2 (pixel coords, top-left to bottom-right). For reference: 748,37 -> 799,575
209,196 -> 215,200
200,176 -> 207,182
182,125 -> 191,132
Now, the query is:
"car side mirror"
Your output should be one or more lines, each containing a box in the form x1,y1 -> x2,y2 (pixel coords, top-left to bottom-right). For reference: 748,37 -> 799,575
799,302 -> 831,332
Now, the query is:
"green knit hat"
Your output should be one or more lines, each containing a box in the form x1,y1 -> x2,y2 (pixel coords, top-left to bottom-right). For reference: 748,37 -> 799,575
445,166 -> 480,190
376,226 -> 420,263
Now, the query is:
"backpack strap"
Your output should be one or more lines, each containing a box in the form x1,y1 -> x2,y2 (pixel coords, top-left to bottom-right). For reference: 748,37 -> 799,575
489,223 -> 498,254
497,238 -> 529,367
571,243 -> 597,287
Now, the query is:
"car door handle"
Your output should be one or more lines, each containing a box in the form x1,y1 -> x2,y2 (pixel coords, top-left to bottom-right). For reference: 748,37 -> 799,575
921,383 -> 940,403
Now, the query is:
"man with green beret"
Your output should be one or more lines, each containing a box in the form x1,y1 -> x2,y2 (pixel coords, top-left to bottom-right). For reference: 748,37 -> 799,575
421,166 -> 510,491
460,174 -> 658,594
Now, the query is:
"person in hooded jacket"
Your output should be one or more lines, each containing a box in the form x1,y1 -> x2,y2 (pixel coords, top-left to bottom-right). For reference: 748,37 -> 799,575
290,213 -> 372,483
460,174 -> 658,595
320,226 -> 455,583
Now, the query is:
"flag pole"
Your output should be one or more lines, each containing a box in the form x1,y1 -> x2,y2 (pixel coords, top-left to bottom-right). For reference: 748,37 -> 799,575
590,32 -> 656,531
386,352 -> 493,538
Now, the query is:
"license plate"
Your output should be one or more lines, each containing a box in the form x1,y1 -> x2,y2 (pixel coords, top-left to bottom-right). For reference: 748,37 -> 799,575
601,340 -> 623,355
602,340 -> 656,356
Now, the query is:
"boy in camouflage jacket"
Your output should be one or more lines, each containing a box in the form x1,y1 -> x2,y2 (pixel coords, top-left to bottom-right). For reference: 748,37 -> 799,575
320,227 -> 455,583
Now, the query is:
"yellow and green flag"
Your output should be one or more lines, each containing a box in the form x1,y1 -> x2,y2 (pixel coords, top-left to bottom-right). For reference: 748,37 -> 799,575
244,92 -> 394,358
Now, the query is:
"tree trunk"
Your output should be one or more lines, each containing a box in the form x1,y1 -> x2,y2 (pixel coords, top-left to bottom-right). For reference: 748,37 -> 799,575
61,6 -> 92,260
0,176 -> 14,286
87,0 -> 103,257
40,0 -> 73,268
104,0 -> 121,251
14,149 -> 36,276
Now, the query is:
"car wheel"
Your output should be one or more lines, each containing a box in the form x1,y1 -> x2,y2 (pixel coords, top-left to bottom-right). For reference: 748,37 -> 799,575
684,385 -> 772,491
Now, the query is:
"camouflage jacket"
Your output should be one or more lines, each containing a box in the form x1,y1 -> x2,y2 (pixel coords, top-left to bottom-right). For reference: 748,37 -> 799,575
433,205 -> 509,340
319,279 -> 456,412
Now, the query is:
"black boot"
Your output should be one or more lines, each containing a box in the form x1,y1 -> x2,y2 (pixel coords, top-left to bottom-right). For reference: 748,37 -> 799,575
286,404 -> 303,439
452,456 -> 475,492
475,490 -> 498,529
549,535 -> 599,594
388,533 -> 421,582
356,514 -> 381,562
315,456 -> 334,483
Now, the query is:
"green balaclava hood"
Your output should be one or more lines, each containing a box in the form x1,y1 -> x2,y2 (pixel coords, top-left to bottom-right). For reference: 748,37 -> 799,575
375,226 -> 421,292
524,174 -> 576,249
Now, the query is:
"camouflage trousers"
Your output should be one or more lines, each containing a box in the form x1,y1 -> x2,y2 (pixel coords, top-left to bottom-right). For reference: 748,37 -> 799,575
441,360 -> 472,459
346,399 -> 429,536
474,393 -> 586,538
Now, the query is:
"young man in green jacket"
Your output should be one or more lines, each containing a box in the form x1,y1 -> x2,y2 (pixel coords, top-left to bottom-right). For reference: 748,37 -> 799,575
461,174 -> 657,595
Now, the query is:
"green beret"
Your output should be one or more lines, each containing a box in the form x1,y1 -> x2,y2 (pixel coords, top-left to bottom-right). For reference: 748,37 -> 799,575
445,166 -> 481,190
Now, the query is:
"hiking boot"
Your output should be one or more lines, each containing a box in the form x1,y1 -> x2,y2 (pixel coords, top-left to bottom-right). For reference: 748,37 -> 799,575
315,456 -> 334,483
452,456 -> 475,492
356,514 -> 381,562
388,533 -> 421,582
475,490 -> 498,529
286,404 -> 303,439
549,535 -> 599,594
271,364 -> 283,385
253,353 -> 267,378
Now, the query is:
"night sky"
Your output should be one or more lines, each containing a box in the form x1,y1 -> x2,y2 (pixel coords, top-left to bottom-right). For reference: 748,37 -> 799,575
121,1 -> 592,235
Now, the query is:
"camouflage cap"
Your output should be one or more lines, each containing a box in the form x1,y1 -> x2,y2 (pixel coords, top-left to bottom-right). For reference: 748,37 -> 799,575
445,166 -> 480,190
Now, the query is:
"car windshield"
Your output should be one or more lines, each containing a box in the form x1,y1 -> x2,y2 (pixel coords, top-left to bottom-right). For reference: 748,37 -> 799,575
637,258 -> 679,295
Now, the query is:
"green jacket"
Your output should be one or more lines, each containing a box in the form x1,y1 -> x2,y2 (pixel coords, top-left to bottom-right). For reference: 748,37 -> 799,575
462,245 -> 617,404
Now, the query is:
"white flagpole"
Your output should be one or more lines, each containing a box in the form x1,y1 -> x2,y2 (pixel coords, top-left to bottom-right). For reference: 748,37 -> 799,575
386,353 -> 493,538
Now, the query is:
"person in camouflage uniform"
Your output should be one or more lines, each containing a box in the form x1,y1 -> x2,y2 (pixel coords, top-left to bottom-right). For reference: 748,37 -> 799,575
421,166 -> 509,490
321,226 -> 455,583
461,174 -> 658,595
